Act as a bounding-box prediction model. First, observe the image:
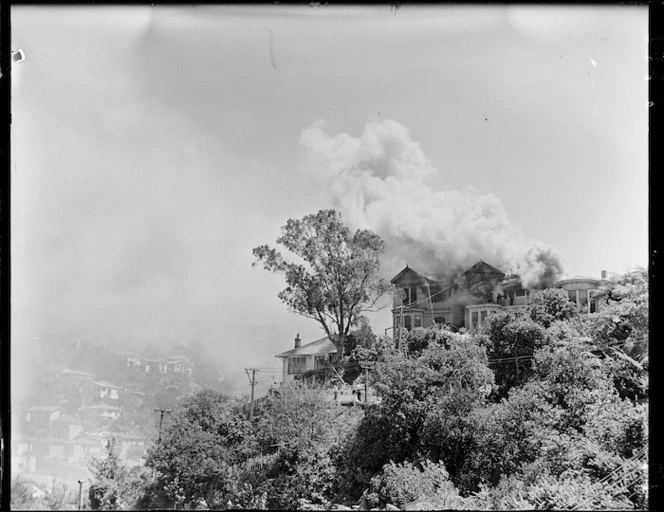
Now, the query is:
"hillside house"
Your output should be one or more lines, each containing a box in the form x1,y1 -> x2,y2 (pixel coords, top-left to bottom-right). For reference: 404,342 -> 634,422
11,435 -> 38,473
165,357 -> 193,376
142,358 -> 164,373
93,381 -> 120,400
556,273 -> 610,313
50,415 -> 84,441
390,261 -> 609,332
25,406 -> 64,430
391,261 -> 510,331
80,404 -> 121,421
275,334 -> 337,383
67,433 -> 105,463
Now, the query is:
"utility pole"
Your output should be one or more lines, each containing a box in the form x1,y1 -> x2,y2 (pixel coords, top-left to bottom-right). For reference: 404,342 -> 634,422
398,304 -> 404,355
245,368 -> 257,421
77,479 -> 84,510
152,409 -> 172,483
154,408 -> 173,443
514,356 -> 520,386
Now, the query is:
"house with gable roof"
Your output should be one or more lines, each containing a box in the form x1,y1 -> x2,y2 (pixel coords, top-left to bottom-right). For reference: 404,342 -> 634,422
391,260 -> 611,332
275,334 -> 337,383
391,260 -> 510,331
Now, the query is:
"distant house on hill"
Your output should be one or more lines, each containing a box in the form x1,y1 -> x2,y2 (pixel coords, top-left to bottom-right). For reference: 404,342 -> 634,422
165,357 -> 193,377
142,358 -> 164,373
25,406 -> 64,430
80,404 -> 121,421
10,435 -> 38,473
275,334 -> 337,383
93,381 -> 120,400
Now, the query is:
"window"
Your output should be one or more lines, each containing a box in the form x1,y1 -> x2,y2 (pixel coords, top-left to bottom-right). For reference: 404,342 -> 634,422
430,286 -> 444,303
414,315 -> 422,328
403,286 -> 417,306
480,311 -> 487,323
471,311 -> 479,329
404,315 -> 412,331
567,290 -> 577,303
434,316 -> 446,325
288,356 -> 307,375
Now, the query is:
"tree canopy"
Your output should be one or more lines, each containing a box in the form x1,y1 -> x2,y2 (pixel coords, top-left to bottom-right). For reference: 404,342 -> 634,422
76,270 -> 647,511
253,209 -> 392,360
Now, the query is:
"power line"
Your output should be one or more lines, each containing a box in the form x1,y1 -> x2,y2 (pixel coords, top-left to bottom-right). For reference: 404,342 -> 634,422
567,447 -> 647,511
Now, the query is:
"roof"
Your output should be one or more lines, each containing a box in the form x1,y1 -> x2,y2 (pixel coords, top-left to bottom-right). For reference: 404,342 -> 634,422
390,266 -> 445,286
463,260 -> 506,277
61,369 -> 95,378
93,381 -> 119,388
391,261 -> 505,286
27,406 -> 63,413
275,336 -> 337,358
82,405 -> 121,411
555,275 -> 607,286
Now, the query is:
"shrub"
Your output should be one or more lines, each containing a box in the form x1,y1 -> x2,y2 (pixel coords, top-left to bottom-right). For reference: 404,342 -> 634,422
362,460 -> 463,509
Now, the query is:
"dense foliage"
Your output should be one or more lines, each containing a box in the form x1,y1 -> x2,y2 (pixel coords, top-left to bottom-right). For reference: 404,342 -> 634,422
252,209 -> 392,361
82,269 -> 647,510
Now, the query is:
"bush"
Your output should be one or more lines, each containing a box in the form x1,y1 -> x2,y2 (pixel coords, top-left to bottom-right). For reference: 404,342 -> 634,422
362,460 -> 463,509
467,470 -> 634,510
529,288 -> 578,328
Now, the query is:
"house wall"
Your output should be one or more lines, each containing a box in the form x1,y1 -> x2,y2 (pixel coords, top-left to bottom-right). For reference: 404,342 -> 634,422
280,355 -> 315,383
392,264 -> 507,331
556,279 -> 604,312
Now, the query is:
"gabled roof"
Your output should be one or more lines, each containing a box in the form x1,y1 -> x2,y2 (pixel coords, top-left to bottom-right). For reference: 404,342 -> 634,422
93,381 -> 119,388
82,405 -> 121,411
275,336 -> 337,358
391,261 -> 505,287
390,266 -> 443,286
463,260 -> 506,277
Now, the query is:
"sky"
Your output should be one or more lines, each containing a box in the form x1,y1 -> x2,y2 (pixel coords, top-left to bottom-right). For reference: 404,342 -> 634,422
11,5 -> 648,377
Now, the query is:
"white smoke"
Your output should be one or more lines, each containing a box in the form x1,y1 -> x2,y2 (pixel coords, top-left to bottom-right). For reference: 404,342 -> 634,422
299,118 -> 565,289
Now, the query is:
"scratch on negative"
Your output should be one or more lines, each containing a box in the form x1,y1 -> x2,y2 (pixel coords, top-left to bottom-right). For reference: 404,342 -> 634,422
269,29 -> 277,70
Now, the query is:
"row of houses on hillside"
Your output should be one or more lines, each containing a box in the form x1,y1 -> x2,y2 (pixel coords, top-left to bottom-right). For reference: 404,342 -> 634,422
12,408 -> 147,478
23,404 -> 122,434
275,261 -> 612,383
113,352 -> 194,377
12,429 -> 147,476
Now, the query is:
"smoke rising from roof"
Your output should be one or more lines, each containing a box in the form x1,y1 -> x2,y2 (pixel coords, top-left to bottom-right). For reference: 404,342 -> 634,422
299,118 -> 564,289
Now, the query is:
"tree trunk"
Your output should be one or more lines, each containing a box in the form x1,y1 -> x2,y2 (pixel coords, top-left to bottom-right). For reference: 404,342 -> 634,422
331,333 -> 346,363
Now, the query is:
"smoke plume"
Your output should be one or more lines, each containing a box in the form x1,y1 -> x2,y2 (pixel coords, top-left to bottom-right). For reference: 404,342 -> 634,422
299,119 -> 564,289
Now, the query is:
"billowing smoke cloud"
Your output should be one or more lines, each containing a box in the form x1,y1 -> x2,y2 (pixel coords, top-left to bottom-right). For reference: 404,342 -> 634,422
299,119 -> 564,289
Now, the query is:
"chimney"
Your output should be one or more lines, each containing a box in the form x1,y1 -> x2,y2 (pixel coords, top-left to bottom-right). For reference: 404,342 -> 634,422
601,270 -> 607,279
294,333 -> 301,349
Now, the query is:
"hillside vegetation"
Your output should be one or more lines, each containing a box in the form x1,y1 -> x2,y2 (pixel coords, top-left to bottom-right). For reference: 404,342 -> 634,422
16,269 -> 647,510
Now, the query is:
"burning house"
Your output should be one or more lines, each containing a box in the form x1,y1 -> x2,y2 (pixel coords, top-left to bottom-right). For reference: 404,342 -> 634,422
391,260 -> 608,332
